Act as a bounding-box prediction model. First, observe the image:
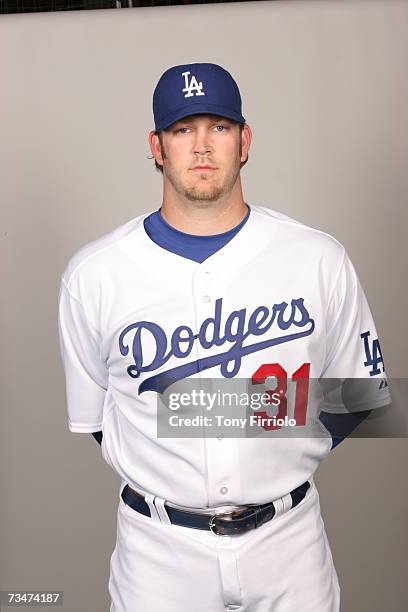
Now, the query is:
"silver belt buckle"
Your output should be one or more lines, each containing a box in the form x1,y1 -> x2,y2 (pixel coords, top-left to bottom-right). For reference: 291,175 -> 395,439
209,506 -> 250,536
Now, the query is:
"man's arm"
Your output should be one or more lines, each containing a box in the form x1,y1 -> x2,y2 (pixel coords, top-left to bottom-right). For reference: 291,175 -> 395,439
58,280 -> 109,434
319,248 -> 391,446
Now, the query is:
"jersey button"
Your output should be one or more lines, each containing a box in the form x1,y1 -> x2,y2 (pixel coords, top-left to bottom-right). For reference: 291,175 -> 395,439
217,434 -> 224,440
220,486 -> 228,495
203,295 -> 211,303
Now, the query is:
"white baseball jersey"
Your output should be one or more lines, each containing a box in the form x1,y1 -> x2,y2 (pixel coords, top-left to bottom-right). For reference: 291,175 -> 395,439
58,205 -> 391,508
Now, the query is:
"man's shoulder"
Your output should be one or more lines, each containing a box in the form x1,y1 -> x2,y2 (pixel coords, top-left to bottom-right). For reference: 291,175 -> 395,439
250,205 -> 346,256
60,211 -> 150,289
250,205 -> 303,226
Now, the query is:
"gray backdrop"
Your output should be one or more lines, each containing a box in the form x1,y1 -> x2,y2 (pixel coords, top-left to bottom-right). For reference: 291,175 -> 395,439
1,0 -> 407,610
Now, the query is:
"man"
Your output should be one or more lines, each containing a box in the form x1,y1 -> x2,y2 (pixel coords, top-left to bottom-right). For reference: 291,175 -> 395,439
58,63 -> 391,612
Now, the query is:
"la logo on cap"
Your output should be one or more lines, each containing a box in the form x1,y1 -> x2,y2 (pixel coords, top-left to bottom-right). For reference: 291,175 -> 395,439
182,71 -> 205,98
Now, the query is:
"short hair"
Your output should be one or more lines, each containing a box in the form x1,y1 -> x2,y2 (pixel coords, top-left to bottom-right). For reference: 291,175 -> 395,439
153,122 -> 248,174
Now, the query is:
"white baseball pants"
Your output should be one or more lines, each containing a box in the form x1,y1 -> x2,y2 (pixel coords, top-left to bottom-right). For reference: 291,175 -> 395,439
108,478 -> 340,612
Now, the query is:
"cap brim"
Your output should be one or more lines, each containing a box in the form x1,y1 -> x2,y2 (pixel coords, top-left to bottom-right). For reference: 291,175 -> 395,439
156,103 -> 246,131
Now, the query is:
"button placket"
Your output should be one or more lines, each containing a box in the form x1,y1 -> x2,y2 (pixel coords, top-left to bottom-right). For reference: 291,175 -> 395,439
191,262 -> 241,507
191,266 -> 219,506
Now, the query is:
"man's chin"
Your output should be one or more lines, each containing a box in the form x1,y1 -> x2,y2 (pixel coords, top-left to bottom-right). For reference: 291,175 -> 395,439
183,188 -> 224,202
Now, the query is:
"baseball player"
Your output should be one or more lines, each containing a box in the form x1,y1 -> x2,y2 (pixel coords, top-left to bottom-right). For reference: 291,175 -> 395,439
58,63 -> 391,612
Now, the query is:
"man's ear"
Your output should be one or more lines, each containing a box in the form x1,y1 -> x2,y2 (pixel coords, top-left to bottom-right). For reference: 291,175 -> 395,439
149,130 -> 164,165
240,123 -> 252,163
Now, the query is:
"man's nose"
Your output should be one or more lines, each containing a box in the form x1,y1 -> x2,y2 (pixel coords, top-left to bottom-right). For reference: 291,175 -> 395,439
193,128 -> 212,154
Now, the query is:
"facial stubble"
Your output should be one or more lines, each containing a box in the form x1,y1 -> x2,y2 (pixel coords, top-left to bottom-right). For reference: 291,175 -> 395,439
158,136 -> 243,203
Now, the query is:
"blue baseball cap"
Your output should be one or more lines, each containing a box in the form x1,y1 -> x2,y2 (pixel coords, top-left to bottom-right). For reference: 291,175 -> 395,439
153,63 -> 246,132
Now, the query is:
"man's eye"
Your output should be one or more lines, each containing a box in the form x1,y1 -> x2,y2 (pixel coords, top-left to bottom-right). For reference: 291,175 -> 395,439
175,127 -> 190,134
215,125 -> 226,132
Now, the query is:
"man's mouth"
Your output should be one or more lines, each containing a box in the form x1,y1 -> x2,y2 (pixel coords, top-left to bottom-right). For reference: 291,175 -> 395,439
191,165 -> 217,172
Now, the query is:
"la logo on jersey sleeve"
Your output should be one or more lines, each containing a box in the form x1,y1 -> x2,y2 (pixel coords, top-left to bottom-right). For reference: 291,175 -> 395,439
360,330 -> 385,377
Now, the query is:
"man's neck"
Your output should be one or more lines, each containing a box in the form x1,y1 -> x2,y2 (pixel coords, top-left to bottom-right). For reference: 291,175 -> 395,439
160,185 -> 248,236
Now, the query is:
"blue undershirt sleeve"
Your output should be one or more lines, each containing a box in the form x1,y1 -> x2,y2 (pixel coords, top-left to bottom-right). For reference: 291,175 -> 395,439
319,409 -> 372,450
92,431 -> 103,445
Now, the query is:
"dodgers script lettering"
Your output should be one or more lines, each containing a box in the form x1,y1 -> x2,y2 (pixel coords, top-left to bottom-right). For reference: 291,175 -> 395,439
118,297 -> 315,394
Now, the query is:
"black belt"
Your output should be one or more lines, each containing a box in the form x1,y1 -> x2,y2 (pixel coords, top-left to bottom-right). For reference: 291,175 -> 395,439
121,481 -> 310,536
